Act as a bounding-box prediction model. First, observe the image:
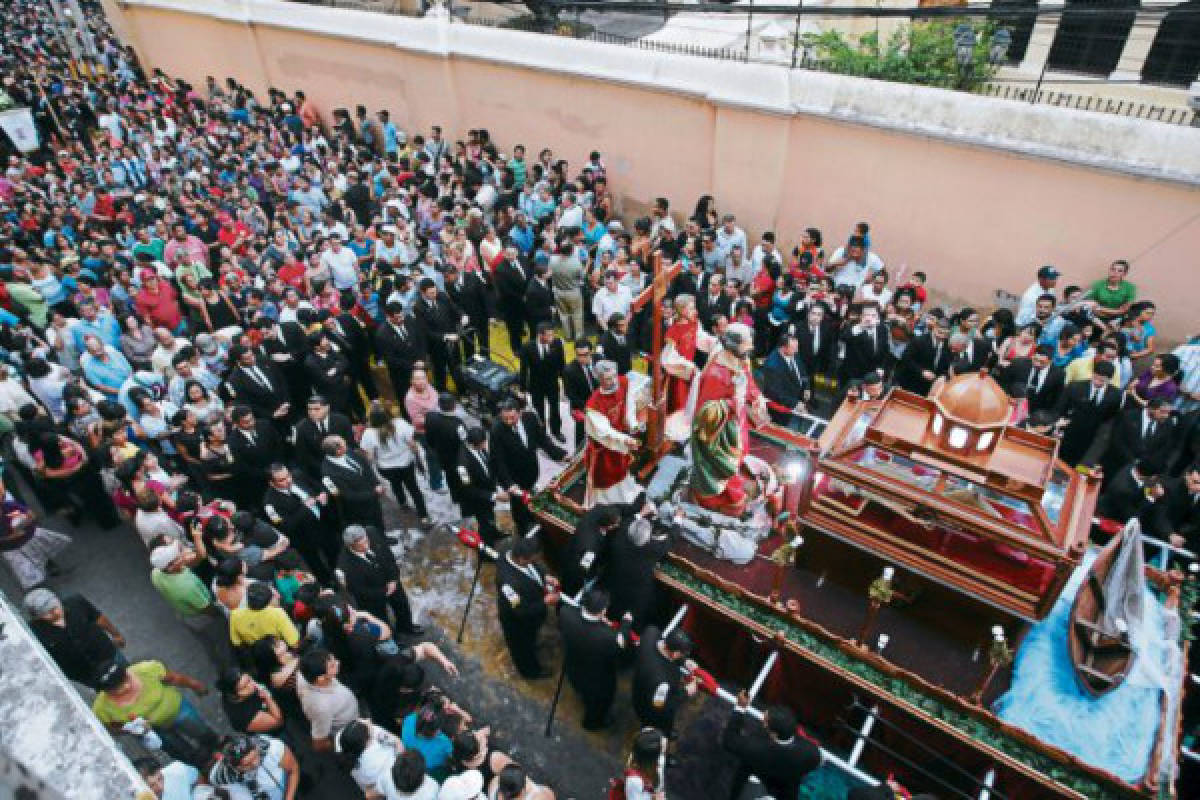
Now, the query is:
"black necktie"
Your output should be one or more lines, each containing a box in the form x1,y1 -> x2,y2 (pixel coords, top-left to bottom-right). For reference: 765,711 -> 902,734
319,419 -> 327,434
584,366 -> 594,391
790,358 -> 801,384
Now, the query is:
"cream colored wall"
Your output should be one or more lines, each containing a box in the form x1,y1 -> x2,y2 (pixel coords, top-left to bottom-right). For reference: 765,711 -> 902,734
104,0 -> 1200,345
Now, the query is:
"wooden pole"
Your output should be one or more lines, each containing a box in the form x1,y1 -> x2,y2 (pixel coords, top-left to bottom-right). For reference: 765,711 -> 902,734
646,251 -> 667,452
856,599 -> 882,647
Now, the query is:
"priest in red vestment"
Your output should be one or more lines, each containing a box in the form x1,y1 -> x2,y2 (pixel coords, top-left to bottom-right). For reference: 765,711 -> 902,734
584,360 -> 644,507
661,294 -> 714,414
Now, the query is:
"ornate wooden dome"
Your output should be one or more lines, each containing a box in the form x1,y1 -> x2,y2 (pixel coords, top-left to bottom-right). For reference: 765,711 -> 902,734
932,371 -> 1010,429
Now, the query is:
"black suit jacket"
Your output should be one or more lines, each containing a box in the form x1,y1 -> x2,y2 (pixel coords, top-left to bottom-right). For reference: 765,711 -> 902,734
524,278 -> 555,327
337,535 -> 399,612
489,411 -> 566,491
947,336 -> 992,377
226,363 -> 291,418
839,322 -> 891,382
562,361 -> 596,413
494,541 -> 547,625
519,338 -> 566,393
445,272 -> 490,323
413,292 -> 462,344
697,290 -> 732,331
722,711 -> 821,800
375,320 -> 424,375
456,444 -> 498,516
895,333 -> 949,395
795,322 -> 834,377
263,470 -> 334,542
668,270 -> 703,301
1156,477 -> 1200,551
1104,407 -> 1178,474
321,452 -> 382,507
229,421 -> 284,476
598,330 -> 633,376
1054,380 -> 1122,466
558,604 -> 629,693
1096,464 -> 1155,524
761,348 -> 808,423
424,410 -> 468,468
1002,359 -> 1065,415
293,413 -> 355,477
304,349 -> 353,405
494,259 -> 529,318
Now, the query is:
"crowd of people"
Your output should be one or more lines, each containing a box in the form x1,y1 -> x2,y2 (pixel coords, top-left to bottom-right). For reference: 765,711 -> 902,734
0,0 -> 1197,799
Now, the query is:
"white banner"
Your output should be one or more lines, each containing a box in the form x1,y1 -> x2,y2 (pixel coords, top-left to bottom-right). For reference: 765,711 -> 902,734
0,108 -> 40,154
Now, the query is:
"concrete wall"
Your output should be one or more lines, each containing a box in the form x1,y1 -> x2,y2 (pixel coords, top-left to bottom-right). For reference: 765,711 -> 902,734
105,0 -> 1200,344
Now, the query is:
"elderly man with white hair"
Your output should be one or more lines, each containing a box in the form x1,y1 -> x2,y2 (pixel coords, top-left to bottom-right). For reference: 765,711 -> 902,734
583,360 -> 646,507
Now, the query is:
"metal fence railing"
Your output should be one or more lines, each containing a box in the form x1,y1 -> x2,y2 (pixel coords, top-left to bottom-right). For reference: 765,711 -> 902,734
303,0 -> 1199,127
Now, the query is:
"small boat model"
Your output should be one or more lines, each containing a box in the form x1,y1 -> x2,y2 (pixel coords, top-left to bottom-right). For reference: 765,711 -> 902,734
1068,523 -> 1139,696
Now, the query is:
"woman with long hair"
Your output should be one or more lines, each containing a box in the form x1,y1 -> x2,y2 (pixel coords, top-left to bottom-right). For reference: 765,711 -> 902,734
32,430 -> 119,529
335,718 -> 403,797
1127,353 -> 1181,408
251,634 -> 304,722
360,401 -> 429,526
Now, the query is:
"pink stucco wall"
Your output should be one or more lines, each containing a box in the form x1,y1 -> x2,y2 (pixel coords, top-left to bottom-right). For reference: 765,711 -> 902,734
107,1 -> 1200,344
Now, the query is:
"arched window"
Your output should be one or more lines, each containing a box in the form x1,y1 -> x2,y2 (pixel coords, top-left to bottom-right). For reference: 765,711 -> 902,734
991,0 -> 1038,63
1047,0 -> 1139,76
1142,0 -> 1200,86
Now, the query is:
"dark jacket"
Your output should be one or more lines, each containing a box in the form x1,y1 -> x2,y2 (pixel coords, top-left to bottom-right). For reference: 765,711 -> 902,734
562,360 -> 597,413
293,413 -> 355,477
519,337 -> 566,393
722,710 -> 821,800
761,347 -> 808,423
494,259 -> 529,319
489,412 -> 566,491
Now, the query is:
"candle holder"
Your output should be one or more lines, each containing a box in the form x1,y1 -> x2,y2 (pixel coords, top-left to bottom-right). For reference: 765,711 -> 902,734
970,625 -> 1014,705
856,567 -> 897,647
769,531 -> 804,606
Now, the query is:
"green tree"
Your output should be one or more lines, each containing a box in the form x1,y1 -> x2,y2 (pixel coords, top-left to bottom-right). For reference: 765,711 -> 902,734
801,20 -> 1001,91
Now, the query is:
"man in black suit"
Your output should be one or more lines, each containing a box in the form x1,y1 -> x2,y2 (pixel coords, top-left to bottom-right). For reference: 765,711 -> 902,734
263,463 -> 338,584
490,399 -> 567,535
1102,398 -> 1177,477
320,434 -> 386,531
607,501 -> 676,632
425,392 -> 469,503
895,318 -> 951,396
668,258 -> 705,301
519,322 -> 566,443
304,332 -> 357,419
697,274 -> 731,332
838,304 -> 890,385
443,262 -> 491,359
1154,463 -> 1200,554
524,263 -> 556,339
598,313 -> 633,377
374,302 -> 425,406
722,694 -> 821,800
559,588 -> 632,729
946,331 -> 991,377
1053,362 -> 1122,467
495,534 -> 558,679
795,305 -> 834,380
226,345 -> 292,427
330,301 -> 377,401
293,395 -> 356,479
1096,460 -> 1161,525
562,339 -> 597,449
228,405 -> 285,509
337,524 -> 422,635
1002,345 -> 1064,415
760,334 -> 810,428
561,504 -> 622,597
494,244 -> 529,355
412,278 -> 464,392
456,426 -> 504,547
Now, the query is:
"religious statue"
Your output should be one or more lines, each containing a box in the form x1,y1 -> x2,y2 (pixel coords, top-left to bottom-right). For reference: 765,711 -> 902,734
687,323 -> 772,516
661,294 -> 714,414
583,360 -> 648,506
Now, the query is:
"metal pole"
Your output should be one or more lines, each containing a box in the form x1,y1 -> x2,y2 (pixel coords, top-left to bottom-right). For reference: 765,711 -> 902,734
790,0 -> 803,69
455,551 -> 486,643
745,0 -> 754,61
1031,55 -> 1050,104
847,705 -> 879,767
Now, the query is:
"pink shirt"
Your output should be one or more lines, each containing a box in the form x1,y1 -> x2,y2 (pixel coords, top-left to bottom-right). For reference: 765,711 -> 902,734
404,385 -> 439,434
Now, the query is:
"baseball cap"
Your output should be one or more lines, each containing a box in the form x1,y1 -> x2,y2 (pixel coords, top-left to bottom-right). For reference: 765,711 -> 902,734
1037,265 -> 1060,280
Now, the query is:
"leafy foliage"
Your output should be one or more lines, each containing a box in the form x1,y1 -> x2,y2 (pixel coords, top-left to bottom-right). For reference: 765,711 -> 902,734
800,20 -> 1003,91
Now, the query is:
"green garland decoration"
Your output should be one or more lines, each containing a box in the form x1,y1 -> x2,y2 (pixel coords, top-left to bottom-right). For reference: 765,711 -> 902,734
529,490 -> 1132,800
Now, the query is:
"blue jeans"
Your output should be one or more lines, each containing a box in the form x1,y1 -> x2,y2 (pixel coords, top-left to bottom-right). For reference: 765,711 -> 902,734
158,696 -> 219,768
416,433 -> 444,490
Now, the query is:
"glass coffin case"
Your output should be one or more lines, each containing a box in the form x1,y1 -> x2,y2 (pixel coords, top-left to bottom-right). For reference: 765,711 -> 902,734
800,373 -> 1098,620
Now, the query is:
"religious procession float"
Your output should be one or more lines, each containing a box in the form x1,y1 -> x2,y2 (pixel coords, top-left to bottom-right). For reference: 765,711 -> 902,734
521,260 -> 1197,800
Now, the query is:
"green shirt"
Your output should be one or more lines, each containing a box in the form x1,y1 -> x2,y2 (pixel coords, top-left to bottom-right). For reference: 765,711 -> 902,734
132,238 -> 165,262
92,660 -> 183,727
151,568 -> 213,617
4,282 -> 48,328
1090,278 -> 1136,311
